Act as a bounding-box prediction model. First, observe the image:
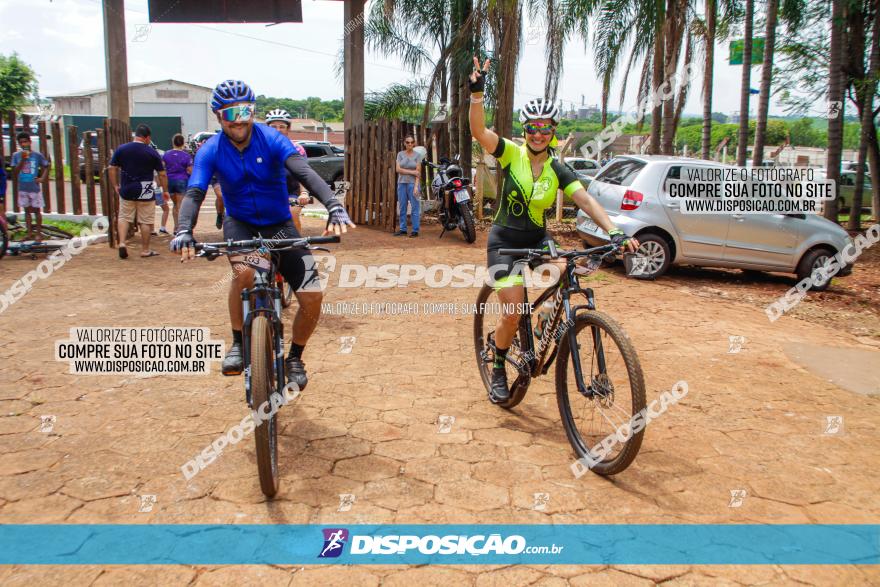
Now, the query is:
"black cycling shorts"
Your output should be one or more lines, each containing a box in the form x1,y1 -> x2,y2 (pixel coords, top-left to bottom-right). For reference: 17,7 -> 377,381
487,224 -> 554,288
223,216 -> 320,292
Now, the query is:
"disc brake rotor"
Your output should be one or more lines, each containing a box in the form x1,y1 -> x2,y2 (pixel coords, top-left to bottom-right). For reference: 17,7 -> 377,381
591,373 -> 615,407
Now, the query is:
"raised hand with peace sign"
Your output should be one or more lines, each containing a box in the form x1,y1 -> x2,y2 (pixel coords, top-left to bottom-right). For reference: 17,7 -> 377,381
469,56 -> 491,94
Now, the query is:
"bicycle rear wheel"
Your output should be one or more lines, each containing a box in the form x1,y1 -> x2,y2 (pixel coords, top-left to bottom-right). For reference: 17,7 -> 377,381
276,273 -> 294,308
473,284 -> 532,409
250,315 -> 280,497
555,311 -> 646,476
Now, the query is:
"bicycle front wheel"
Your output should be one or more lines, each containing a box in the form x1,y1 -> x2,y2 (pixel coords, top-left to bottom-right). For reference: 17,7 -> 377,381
251,315 -> 280,497
555,311 -> 646,476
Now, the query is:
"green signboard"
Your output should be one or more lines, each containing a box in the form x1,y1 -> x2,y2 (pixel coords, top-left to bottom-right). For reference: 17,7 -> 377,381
729,38 -> 765,65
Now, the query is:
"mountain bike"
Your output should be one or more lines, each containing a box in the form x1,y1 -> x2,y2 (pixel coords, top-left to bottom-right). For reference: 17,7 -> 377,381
473,242 -> 646,475
1,213 -> 68,260
195,234 -> 339,497
4,213 -> 74,241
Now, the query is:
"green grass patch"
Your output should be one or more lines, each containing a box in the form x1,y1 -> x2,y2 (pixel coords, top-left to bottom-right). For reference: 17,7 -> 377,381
8,217 -> 94,240
46,165 -> 72,182
837,212 -> 873,223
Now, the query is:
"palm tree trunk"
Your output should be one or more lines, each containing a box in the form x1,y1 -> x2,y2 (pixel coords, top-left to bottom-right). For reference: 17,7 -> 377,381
489,0 -> 520,139
868,119 -> 880,222
752,0 -> 778,166
736,0 -> 754,166
868,0 -> 880,222
672,34 -> 693,135
824,0 -> 846,222
457,0 -> 473,179
701,0 -> 716,160
544,0 -> 562,101
661,0 -> 682,155
650,0 -> 666,154
846,0 -> 871,230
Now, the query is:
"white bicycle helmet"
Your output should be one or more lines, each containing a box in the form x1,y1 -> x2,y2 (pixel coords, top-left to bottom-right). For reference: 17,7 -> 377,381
519,98 -> 560,125
265,108 -> 292,125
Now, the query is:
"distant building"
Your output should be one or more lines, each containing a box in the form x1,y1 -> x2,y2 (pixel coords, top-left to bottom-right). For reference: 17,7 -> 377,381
577,105 -> 600,120
253,117 -> 345,144
49,79 -> 217,137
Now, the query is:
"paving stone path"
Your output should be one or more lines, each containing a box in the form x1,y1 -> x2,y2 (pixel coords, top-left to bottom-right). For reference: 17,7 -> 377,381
0,210 -> 877,585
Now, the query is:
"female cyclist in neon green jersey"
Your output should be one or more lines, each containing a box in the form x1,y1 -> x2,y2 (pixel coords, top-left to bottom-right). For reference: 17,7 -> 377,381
468,56 -> 640,403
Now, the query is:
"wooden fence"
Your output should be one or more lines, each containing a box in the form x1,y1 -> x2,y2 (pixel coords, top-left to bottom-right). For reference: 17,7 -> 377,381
2,110 -> 128,247
344,119 -> 432,231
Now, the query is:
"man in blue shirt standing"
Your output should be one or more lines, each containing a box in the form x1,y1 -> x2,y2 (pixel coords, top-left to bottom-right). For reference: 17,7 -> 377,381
171,80 -> 354,391
109,124 -> 168,258
11,132 -> 50,242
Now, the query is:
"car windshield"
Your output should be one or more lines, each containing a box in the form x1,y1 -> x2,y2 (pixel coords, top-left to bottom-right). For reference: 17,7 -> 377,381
594,159 -> 645,186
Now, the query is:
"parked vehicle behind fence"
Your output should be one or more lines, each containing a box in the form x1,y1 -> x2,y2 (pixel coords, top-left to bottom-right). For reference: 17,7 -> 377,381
298,141 -> 345,188
576,155 -> 855,291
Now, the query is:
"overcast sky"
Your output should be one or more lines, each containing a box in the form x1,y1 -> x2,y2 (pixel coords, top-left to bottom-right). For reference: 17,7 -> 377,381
2,0 -> 806,118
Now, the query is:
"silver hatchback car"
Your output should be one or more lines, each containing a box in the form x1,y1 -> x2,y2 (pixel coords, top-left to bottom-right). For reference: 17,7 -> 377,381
576,155 -> 855,291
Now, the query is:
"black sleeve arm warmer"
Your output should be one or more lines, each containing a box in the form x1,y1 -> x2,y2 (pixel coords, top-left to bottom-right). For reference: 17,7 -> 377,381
176,186 -> 206,233
284,155 -> 342,211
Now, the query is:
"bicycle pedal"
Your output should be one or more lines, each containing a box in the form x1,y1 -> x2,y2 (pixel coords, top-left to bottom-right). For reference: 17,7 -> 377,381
510,373 -> 530,396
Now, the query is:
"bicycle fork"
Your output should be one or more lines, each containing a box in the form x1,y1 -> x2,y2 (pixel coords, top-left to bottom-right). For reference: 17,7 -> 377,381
563,291 -> 607,399
241,270 -> 287,408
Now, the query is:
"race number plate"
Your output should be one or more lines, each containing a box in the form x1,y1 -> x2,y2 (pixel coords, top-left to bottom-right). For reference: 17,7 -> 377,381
580,218 -> 598,233
454,189 -> 470,203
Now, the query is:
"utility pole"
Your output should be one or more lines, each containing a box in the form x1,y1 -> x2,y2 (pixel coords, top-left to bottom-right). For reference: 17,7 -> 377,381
102,0 -> 130,125
343,0 -> 365,130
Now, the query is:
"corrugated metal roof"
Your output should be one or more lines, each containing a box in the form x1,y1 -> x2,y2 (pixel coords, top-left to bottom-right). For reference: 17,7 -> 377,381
48,79 -> 213,99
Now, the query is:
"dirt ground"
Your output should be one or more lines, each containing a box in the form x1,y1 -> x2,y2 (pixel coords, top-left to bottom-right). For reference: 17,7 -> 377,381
0,203 -> 878,585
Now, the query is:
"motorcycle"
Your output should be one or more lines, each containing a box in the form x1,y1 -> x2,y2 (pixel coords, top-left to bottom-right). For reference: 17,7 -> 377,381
426,156 -> 477,244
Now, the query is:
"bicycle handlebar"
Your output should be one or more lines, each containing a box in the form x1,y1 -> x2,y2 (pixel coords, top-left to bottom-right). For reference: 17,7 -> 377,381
497,243 -> 618,260
194,235 -> 340,254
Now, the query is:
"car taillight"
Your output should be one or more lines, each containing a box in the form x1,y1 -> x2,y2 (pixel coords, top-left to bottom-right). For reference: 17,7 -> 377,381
452,179 -> 462,189
621,189 -> 644,210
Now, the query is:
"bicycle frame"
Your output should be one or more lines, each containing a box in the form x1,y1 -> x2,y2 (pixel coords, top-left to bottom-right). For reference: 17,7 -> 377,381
511,253 -> 608,399
196,234 -> 339,406
240,251 -> 286,407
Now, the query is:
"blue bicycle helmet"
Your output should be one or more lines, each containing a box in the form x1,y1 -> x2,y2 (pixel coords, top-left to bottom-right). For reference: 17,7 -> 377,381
211,80 -> 255,111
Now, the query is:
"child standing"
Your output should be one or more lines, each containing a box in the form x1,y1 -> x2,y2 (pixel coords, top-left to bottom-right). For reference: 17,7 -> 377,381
11,132 -> 50,242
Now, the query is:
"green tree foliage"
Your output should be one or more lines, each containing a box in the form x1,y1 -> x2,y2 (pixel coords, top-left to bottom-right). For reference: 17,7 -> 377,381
787,117 -> 826,148
0,52 -> 38,111
675,120 -> 789,153
254,95 -> 344,121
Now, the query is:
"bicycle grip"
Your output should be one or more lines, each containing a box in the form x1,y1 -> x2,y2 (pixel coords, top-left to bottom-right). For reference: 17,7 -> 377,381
497,248 -> 531,257
308,235 -> 341,244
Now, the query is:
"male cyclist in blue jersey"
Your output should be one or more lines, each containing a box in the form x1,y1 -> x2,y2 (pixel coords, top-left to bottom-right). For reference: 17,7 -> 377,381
171,80 -> 354,390
468,57 -> 639,403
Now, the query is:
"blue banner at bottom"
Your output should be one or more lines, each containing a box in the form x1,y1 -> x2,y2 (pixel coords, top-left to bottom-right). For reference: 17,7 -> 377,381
0,524 -> 877,565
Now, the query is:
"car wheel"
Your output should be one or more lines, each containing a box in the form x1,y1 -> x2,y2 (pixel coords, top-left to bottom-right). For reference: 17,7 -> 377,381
796,248 -> 835,292
630,233 -> 671,280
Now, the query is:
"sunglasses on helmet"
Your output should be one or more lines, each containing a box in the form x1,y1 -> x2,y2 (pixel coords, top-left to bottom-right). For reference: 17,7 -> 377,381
523,122 -> 555,136
218,103 -> 256,123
